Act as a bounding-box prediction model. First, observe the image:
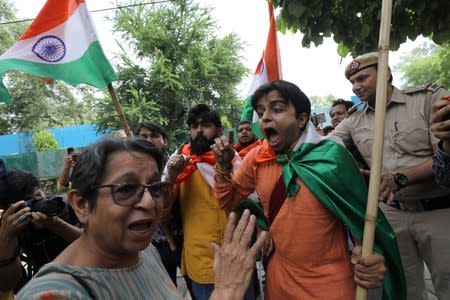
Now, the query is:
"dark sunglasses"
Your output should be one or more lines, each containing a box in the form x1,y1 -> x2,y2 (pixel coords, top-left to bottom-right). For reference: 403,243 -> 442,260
96,182 -> 172,206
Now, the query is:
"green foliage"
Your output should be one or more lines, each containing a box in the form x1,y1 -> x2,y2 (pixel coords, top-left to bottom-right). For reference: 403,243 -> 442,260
0,0 -> 27,54
272,0 -> 450,57
33,130 -> 59,151
396,42 -> 450,88
93,86 -> 168,133
0,73 -> 95,134
98,0 -> 248,145
309,94 -> 337,109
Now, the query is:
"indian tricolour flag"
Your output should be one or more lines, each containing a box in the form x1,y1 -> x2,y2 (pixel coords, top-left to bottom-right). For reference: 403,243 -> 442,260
0,0 -> 118,104
240,2 -> 282,125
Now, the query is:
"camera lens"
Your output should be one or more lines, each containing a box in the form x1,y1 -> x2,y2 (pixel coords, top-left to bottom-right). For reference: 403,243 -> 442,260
30,196 -> 66,217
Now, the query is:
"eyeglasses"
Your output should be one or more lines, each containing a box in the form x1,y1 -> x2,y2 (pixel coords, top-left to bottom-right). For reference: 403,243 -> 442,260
96,182 -> 173,207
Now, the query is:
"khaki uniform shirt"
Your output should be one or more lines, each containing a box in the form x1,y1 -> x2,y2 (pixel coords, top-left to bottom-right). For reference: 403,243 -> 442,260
332,85 -> 450,204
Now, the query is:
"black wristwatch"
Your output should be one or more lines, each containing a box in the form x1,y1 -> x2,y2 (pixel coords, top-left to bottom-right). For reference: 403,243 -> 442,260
392,172 -> 408,188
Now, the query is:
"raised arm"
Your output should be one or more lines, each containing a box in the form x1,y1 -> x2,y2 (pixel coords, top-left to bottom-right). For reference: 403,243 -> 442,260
211,136 -> 256,212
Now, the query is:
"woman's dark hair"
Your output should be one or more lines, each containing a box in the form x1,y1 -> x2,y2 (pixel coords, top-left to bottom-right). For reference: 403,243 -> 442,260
186,104 -> 222,128
251,80 -> 311,118
70,136 -> 163,210
0,169 -> 40,209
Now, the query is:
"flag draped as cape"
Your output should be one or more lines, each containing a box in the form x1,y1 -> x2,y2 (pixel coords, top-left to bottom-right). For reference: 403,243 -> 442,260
255,124 -> 406,300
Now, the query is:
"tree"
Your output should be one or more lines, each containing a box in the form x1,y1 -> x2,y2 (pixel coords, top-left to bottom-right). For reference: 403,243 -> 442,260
309,94 -> 337,109
0,73 -> 95,134
396,42 -> 450,88
33,130 -> 59,151
272,0 -> 450,57
0,0 -> 26,54
100,0 -> 248,144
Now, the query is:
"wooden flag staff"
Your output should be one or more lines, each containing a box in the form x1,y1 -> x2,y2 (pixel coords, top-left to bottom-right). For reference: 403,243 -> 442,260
107,83 -> 133,137
355,0 -> 393,299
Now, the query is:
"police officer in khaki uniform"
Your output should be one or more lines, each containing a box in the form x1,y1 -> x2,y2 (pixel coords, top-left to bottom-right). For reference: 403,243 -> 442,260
331,52 -> 450,300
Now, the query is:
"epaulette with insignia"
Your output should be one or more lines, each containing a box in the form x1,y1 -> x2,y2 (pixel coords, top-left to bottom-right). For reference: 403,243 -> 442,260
402,83 -> 444,94
347,102 -> 366,116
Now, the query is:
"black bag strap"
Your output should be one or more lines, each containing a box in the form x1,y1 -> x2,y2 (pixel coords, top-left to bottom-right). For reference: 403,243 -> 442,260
268,174 -> 287,226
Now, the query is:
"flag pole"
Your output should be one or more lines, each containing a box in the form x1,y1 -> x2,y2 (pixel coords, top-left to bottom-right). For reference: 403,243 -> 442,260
355,0 -> 393,299
107,83 -> 133,137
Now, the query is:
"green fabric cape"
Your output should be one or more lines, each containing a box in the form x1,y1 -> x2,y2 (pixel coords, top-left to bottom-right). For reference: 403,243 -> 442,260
276,139 -> 406,300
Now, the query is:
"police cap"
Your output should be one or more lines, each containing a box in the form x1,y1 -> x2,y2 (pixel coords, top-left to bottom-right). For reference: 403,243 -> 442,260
345,52 -> 378,79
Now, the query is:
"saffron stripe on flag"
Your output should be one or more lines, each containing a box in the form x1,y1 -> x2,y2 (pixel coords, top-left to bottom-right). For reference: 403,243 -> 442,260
240,2 -> 282,123
20,0 -> 85,40
2,3 -> 97,63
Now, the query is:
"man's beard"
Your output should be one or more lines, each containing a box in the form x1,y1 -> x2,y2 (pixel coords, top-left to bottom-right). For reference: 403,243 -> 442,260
190,135 -> 216,155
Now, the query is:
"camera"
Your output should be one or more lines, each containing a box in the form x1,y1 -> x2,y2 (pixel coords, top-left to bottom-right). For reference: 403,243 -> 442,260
310,112 -> 326,127
67,147 -> 80,162
21,195 -> 66,217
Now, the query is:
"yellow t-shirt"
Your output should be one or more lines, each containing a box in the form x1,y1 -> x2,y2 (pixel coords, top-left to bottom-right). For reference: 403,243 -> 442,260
177,170 -> 227,284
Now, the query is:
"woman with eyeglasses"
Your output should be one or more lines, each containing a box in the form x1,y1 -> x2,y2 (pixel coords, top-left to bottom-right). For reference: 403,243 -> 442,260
16,136 -> 266,300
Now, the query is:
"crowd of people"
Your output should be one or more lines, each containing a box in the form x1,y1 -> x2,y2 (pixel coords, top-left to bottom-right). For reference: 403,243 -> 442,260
1,51 -> 449,300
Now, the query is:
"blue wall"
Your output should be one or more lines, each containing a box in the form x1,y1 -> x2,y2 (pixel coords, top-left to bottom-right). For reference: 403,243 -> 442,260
0,124 -> 108,156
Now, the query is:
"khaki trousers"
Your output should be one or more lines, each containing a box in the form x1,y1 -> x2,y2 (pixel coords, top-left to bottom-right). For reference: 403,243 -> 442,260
380,203 -> 450,300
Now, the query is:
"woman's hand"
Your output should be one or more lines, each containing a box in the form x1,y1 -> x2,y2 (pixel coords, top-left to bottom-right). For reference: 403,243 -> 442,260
211,210 -> 267,299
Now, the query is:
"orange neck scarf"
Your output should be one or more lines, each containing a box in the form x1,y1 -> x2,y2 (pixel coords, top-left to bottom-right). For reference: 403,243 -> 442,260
234,139 -> 261,158
253,140 -> 277,164
176,143 -> 216,184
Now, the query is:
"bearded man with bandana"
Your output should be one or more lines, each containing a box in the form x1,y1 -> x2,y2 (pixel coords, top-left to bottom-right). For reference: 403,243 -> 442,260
164,104 -> 260,300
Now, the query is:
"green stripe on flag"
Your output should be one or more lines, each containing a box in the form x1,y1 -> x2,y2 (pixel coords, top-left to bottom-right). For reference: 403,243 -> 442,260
240,95 -> 254,122
0,41 -> 117,104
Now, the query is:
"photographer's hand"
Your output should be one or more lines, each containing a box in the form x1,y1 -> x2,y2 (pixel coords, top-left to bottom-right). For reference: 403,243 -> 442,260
0,202 -> 32,290
58,155 -> 74,188
33,212 -> 81,242
30,212 -> 58,230
0,201 -> 31,240
62,155 -> 76,171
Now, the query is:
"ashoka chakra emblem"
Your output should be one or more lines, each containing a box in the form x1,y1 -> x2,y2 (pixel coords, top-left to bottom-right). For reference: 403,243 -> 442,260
32,35 -> 66,62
